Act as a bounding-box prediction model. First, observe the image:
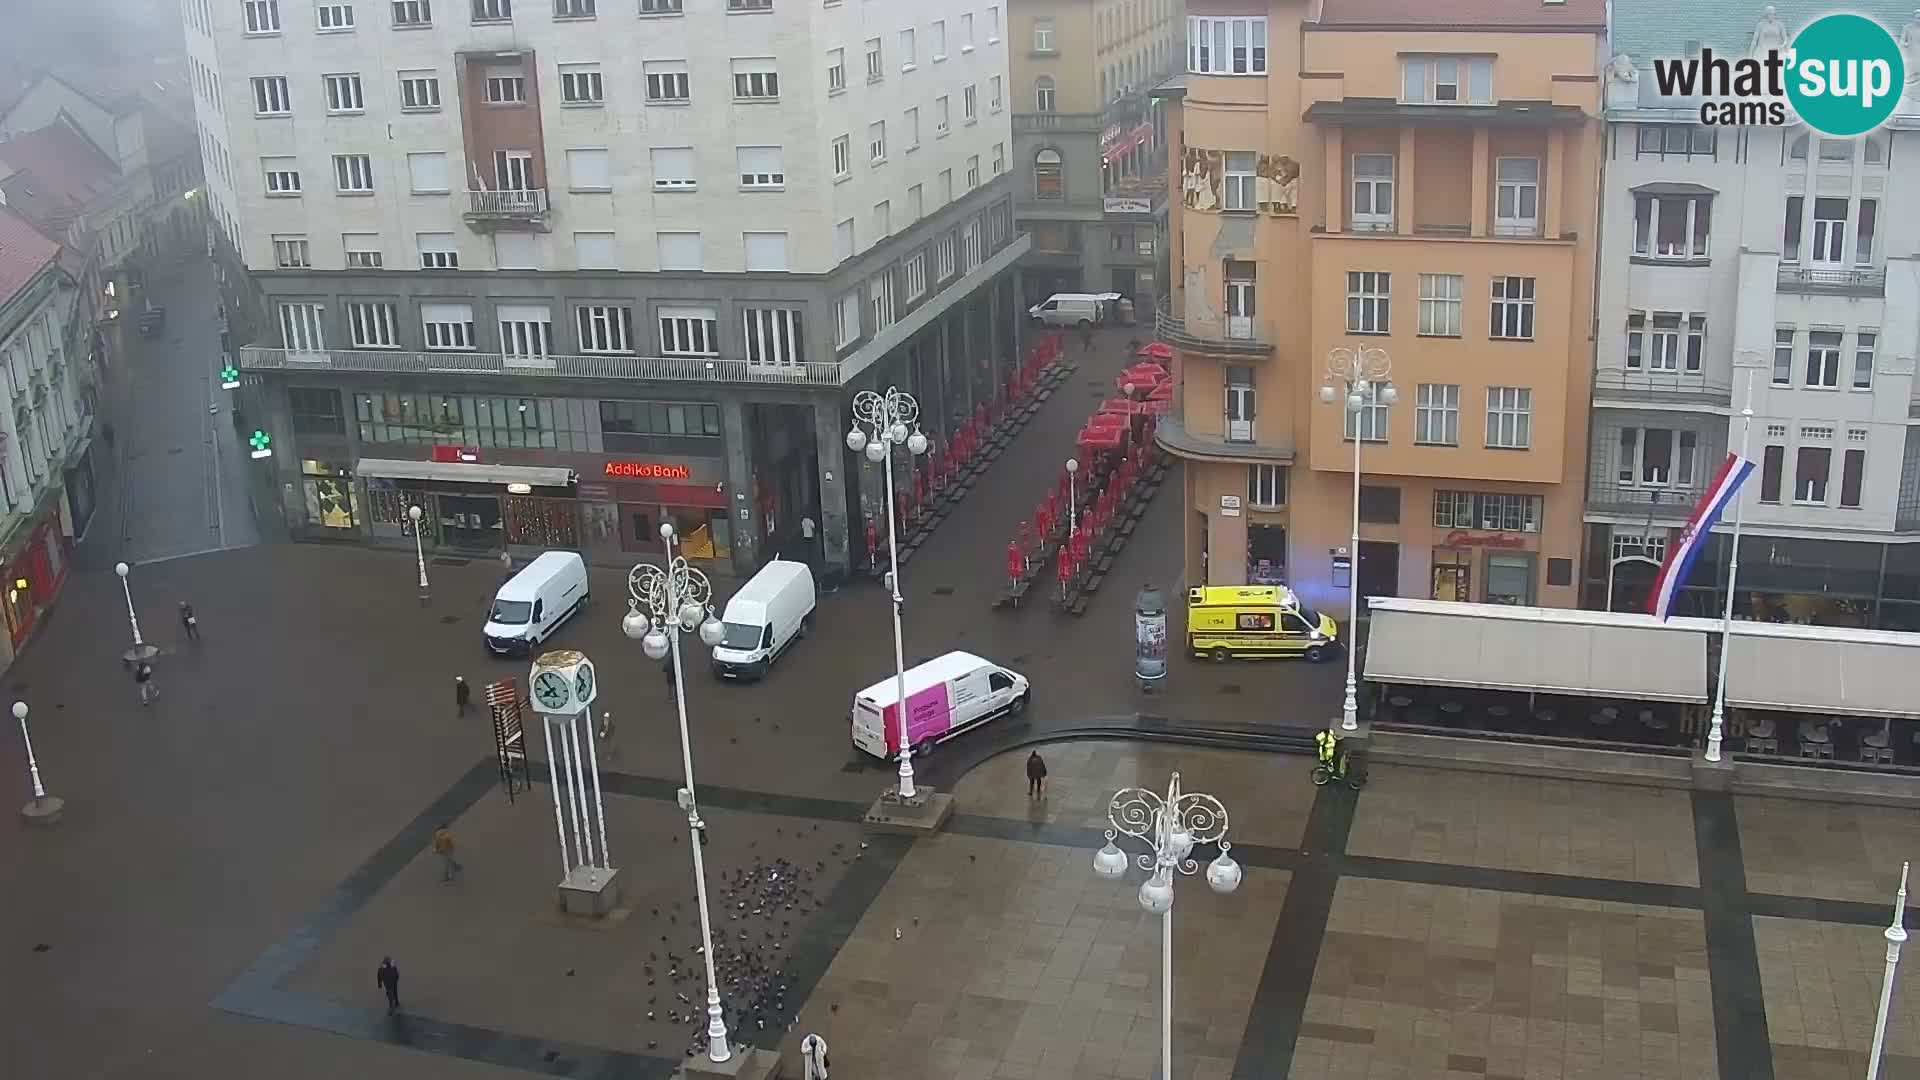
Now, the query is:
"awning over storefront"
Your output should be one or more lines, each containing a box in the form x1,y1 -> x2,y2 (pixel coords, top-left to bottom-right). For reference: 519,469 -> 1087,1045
356,458 -> 575,488
1724,623 -> 1920,719
1363,598 -> 1711,703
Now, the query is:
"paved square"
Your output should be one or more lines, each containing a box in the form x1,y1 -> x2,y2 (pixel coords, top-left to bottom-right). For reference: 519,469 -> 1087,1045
1348,766 -> 1701,887
793,832 -> 1288,1080
1737,796 -> 1920,903
1294,877 -> 1717,1080
1755,915 -> 1920,1080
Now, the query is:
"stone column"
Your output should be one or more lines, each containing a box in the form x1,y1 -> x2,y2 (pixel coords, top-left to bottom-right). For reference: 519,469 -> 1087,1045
1396,127 -> 1417,237
1470,128 -> 1491,238
811,396 -> 850,576
720,396 -> 759,573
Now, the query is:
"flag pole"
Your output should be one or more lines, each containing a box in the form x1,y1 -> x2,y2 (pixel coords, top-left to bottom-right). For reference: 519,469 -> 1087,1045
1706,370 -> 1756,763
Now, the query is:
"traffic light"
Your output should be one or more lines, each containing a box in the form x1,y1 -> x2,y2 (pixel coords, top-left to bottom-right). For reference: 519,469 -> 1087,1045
220,364 -> 240,390
248,430 -> 272,459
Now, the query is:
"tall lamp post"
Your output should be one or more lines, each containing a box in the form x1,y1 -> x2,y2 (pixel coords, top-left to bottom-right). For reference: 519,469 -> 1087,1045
1092,772 -> 1242,1080
623,524 -> 732,1064
1065,457 -> 1080,533
846,387 -> 929,800
1319,346 -> 1396,732
1868,862 -> 1911,1080
13,700 -> 60,825
113,561 -> 158,666
408,504 -> 431,606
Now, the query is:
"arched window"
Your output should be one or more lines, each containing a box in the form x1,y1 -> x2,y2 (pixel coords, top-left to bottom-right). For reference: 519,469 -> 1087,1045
1034,149 -> 1064,199
1034,76 -> 1055,112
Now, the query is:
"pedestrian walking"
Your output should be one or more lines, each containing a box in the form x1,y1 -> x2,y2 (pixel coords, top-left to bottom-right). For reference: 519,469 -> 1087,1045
1026,750 -> 1048,798
1078,321 -> 1095,352
455,676 -> 471,716
135,661 -> 156,706
376,957 -> 401,1014
431,824 -> 463,883
800,1032 -> 830,1080
178,601 -> 199,640
499,548 -> 513,574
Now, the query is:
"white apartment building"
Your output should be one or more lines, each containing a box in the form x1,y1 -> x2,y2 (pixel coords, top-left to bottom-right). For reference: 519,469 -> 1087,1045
1589,3 -> 1920,630
181,0 -> 1028,576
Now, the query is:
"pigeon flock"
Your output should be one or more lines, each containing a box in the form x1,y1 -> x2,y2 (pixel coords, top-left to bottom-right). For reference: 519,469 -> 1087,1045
638,824 -> 868,1060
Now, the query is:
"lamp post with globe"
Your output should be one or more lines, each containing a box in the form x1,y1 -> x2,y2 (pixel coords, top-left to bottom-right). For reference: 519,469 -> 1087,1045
408,505 -> 430,605
1092,772 -> 1242,1080
113,561 -> 158,666
845,387 -> 930,801
623,523 -> 734,1064
1065,457 -> 1080,533
1319,345 -> 1396,732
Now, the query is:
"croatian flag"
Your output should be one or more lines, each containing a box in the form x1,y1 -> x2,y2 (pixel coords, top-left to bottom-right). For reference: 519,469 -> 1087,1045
1647,453 -> 1755,621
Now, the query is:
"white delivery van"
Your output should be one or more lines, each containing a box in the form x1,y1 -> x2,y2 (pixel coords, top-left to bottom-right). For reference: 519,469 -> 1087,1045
1028,293 -> 1112,328
850,651 -> 1030,760
711,559 -> 817,680
484,551 -> 590,656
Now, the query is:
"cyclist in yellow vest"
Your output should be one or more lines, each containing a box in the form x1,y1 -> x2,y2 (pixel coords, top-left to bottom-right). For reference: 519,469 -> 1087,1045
1315,728 -> 1339,775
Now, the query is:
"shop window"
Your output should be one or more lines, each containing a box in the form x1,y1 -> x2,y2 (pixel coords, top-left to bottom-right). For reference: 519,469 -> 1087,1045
301,460 -> 358,528
289,387 -> 346,435
505,496 -> 580,547
1247,522 -> 1285,585
1431,550 -> 1471,601
1484,552 -> 1535,605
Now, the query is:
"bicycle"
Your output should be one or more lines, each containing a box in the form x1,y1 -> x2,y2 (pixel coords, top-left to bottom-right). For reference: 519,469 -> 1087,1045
1311,752 -> 1367,790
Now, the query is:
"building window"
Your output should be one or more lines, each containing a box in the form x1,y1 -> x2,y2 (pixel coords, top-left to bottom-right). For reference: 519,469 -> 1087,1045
1433,490 -> 1542,533
936,95 -> 950,135
1223,151 -> 1256,211
391,0 -> 431,25
471,0 -> 510,20
834,218 -> 855,263
599,401 -> 719,440
1224,365 -> 1254,442
1842,448 -> 1866,508
1857,199 -> 1879,265
832,135 -> 851,179
659,307 -> 719,356
574,231 -> 615,268
263,158 -> 301,195
732,58 -> 779,100
244,0 -> 282,32
346,301 -> 399,348
744,231 -> 789,271
1489,276 -> 1535,340
645,60 -> 690,103
1032,17 -> 1053,52
1416,273 -> 1460,337
992,141 -> 1005,176
871,273 -> 895,331
288,388 -> 345,435
826,47 -> 846,94
497,305 -> 553,362
737,145 -> 784,189
935,233 -> 956,280
1772,328 -> 1794,385
651,146 -> 696,191
252,76 -> 291,115
1638,311 -> 1681,371
1806,330 -> 1842,388
1493,158 -> 1538,236
1186,16 -> 1266,75
899,27 -> 916,68
560,147 -> 607,192
399,71 -> 440,110
1634,194 -> 1710,258
1350,154 -> 1393,231
406,151 -> 449,193
1810,197 -> 1847,265
869,121 -> 887,164
966,155 -> 980,190
1635,124 -> 1716,160
560,64 -> 603,104
1249,464 -> 1286,508
903,252 -> 927,301
272,234 -> 310,268
317,2 -> 354,28
279,302 -> 326,351
655,231 -> 703,271
490,148 -> 535,193
743,307 -> 804,367
1616,427 -> 1699,487
576,305 -> 633,353
343,233 -> 383,268
555,0 -> 593,16
331,153 -> 373,193
1033,149 -> 1064,199
962,219 -> 982,268
1034,76 -> 1055,112
1414,383 -> 1459,446
1400,56 -> 1492,104
417,233 -> 458,269
1344,382 -> 1389,443
1854,332 -> 1876,389
865,38 -> 884,82
484,73 -> 525,104
1795,446 -> 1831,504
990,75 -> 1002,112
725,0 -> 770,10
1759,444 -> 1785,503
420,303 -> 474,349
1485,387 -> 1531,449
964,84 -> 977,124
1346,271 -> 1389,334
323,73 -> 364,112
834,292 -> 860,348
1358,485 -> 1400,524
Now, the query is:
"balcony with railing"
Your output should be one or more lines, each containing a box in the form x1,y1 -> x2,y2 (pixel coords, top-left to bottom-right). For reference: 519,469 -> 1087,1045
1777,264 -> 1887,297
1591,368 -> 1732,408
1585,480 -> 1704,521
1013,83 -> 1162,135
464,188 -> 550,232
1154,297 -> 1274,357
239,346 -> 843,387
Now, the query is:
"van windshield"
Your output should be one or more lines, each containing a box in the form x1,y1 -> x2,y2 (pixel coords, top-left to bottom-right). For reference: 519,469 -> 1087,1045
720,621 -> 763,649
1296,606 -> 1324,630
490,599 -> 533,625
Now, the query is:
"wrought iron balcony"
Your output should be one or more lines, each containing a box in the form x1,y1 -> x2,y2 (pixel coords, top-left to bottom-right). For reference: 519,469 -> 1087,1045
1776,264 -> 1886,297
1154,298 -> 1273,357
1013,111 -> 1104,133
1586,481 -> 1703,521
464,188 -> 550,231
1591,369 -> 1732,408
239,346 -> 844,387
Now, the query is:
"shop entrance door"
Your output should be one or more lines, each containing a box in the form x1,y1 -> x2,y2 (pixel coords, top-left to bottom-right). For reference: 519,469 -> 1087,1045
439,494 -> 503,551
1357,541 -> 1399,608
1247,524 -> 1286,585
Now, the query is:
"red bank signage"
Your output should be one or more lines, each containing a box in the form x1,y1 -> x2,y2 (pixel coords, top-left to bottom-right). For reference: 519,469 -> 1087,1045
604,461 -> 692,480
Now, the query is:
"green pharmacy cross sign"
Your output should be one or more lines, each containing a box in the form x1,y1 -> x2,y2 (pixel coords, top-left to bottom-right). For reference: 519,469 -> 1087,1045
220,364 -> 240,390
248,430 -> 273,459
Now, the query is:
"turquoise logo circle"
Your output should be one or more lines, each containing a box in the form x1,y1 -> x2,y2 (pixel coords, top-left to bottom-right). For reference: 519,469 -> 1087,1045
1785,14 -> 1906,137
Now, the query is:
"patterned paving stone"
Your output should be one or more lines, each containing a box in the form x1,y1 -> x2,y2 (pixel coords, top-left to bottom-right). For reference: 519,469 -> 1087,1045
1755,915 -> 1920,1080
1737,797 -> 1920,904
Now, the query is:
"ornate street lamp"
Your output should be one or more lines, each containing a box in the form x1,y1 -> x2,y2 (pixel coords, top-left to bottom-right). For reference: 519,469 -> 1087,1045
1319,346 -> 1396,731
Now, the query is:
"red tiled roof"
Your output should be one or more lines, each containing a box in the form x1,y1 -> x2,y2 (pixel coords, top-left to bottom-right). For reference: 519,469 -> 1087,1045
0,118 -> 121,239
1316,0 -> 1607,29
0,203 -> 61,306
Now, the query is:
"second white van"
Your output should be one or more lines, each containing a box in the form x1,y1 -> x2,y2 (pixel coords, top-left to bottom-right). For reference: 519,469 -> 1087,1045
484,551 -> 590,655
1027,293 -> 1116,328
711,559 -> 817,680
850,651 -> 1030,759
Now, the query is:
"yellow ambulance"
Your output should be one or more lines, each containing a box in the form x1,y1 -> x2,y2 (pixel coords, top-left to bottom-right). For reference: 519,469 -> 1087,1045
1186,585 -> 1341,662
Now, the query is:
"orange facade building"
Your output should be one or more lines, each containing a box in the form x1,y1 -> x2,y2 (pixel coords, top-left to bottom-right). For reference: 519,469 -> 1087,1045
1158,0 -> 1605,615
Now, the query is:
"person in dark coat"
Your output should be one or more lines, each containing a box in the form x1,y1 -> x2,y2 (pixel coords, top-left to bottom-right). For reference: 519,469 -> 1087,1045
455,676 -> 471,716
135,662 -> 156,706
377,957 -> 401,1014
178,602 -> 199,640
1026,751 -> 1048,798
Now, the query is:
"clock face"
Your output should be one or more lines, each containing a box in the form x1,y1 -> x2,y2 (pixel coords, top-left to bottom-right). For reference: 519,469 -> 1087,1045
533,670 -> 572,711
573,663 -> 595,703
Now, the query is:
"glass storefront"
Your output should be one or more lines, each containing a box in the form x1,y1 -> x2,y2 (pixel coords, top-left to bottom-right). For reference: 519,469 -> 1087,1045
1247,523 -> 1286,585
301,460 -> 358,529
620,503 -> 731,560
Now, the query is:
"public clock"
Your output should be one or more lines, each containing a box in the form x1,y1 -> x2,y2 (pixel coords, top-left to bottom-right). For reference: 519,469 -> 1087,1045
532,670 -> 573,711
573,661 -> 596,706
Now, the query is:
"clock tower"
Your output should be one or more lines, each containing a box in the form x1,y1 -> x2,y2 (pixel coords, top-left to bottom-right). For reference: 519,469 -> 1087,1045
530,649 -> 618,917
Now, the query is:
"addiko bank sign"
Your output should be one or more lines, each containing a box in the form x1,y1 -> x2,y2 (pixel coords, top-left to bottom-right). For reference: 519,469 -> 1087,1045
604,461 -> 693,480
